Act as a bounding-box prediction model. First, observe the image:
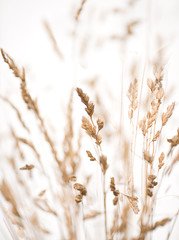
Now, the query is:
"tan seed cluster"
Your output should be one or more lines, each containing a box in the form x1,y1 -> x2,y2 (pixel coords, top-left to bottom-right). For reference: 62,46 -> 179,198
73,183 -> 87,203
143,151 -> 154,164
162,102 -> 175,126
167,128 -> 179,155
97,118 -> 104,131
139,117 -> 147,136
76,88 -> 94,117
110,177 -> 120,205
100,155 -> 108,175
86,150 -> 96,161
113,197 -> 118,206
126,195 -> 139,214
152,130 -> 160,142
147,78 -> 156,92
110,177 -> 115,192
127,78 -> 138,119
158,152 -> 165,170
20,164 -> 34,170
147,175 -> 157,197
69,175 -> 77,182
75,194 -> 83,203
167,128 -> 179,148
82,116 -> 102,145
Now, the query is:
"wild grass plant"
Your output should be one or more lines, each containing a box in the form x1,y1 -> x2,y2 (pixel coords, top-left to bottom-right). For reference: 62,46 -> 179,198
0,0 -> 179,239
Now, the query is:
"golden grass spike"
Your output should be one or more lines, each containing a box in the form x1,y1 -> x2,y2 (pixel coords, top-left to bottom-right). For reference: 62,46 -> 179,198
76,88 -> 89,106
110,177 -> 116,192
97,118 -> 104,131
162,102 -> 175,126
100,155 -> 108,175
1,49 -> 21,79
86,150 -> 96,161
158,152 -> 165,170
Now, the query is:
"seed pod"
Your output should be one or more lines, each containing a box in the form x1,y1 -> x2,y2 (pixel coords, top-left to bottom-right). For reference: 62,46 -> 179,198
113,190 -> 120,196
97,119 -> 104,131
75,194 -> 83,203
110,177 -> 115,191
113,197 -> 118,205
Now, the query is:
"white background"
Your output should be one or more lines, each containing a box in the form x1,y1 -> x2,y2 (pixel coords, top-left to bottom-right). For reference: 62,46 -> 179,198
0,0 -> 179,239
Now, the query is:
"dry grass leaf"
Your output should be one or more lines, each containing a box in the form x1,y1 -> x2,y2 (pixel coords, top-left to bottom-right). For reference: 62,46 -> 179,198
0,180 -> 21,218
6,210 -> 24,229
17,137 -> 40,160
109,208 -> 119,239
0,96 -> 30,132
34,198 -> 57,216
126,195 -> 139,214
142,218 -> 171,233
119,204 -> 130,234
31,213 -> 50,234
11,128 -> 25,160
83,210 -> 101,220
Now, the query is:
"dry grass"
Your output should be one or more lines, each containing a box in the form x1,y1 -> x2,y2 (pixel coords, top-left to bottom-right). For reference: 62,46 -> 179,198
0,1 -> 179,240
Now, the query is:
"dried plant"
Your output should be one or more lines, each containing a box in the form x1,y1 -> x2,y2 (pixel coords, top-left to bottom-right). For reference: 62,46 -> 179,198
0,1 -> 179,240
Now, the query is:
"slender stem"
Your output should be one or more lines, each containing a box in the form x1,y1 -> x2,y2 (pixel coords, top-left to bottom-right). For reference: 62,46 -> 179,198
81,202 -> 86,240
103,174 -> 107,240
131,119 -> 134,195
